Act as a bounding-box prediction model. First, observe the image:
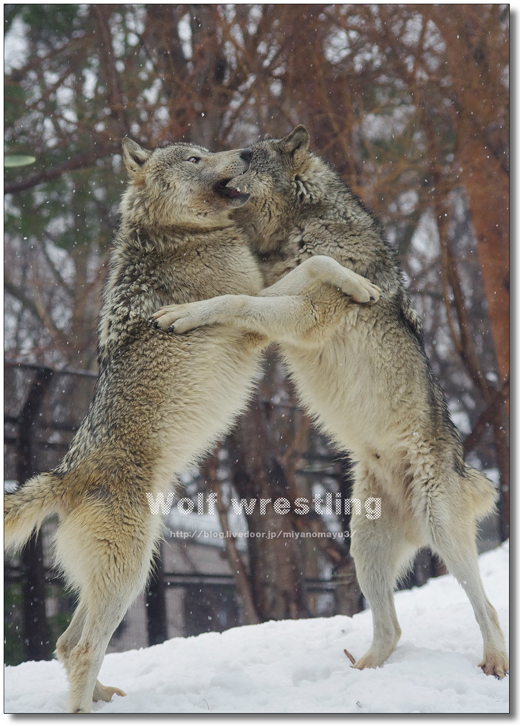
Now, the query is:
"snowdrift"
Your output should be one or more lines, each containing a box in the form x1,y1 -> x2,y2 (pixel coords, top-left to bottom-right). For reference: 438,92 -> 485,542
5,543 -> 509,714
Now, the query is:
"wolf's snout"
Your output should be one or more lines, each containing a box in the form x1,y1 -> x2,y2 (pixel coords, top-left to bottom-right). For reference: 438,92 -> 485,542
240,148 -> 253,164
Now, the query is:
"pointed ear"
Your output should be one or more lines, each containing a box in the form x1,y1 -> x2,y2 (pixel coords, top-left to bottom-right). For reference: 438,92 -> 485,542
122,138 -> 152,176
278,125 -> 310,166
263,133 -> 273,140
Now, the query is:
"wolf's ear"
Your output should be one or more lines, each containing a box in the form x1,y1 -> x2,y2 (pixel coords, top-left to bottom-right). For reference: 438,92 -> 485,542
278,125 -> 310,167
122,138 -> 152,176
263,133 -> 273,140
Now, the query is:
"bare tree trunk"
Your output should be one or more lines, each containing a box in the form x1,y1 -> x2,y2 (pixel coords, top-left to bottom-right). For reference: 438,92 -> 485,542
202,449 -> 260,625
434,8 -> 510,539
334,458 -> 363,616
432,7 -> 509,382
458,140 -> 509,383
228,394 -> 309,621
494,404 -> 510,541
92,5 -> 130,138
145,543 -> 168,646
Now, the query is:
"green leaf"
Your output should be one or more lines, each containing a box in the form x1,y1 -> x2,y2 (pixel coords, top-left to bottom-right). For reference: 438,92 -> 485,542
5,155 -> 36,167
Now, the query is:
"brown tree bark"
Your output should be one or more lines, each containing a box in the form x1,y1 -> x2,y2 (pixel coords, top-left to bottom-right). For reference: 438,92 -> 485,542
92,5 -> 130,139
202,449 -> 260,625
228,394 -> 309,621
433,7 -> 509,382
457,141 -> 509,383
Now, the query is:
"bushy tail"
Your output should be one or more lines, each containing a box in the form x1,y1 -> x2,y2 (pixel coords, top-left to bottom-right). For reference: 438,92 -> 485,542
465,466 -> 498,521
5,473 -> 62,554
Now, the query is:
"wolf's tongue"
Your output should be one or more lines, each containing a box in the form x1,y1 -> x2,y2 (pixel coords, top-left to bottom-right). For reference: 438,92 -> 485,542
214,178 -> 249,204
217,180 -> 240,197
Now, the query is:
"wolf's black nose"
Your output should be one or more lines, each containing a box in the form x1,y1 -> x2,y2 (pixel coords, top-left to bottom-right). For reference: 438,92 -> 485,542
240,148 -> 253,163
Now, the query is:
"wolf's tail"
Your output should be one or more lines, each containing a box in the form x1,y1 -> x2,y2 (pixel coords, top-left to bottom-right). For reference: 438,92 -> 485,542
5,473 -> 62,554
465,466 -> 498,521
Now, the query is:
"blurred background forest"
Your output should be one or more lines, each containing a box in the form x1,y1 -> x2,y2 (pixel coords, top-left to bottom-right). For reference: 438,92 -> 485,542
4,4 -> 509,665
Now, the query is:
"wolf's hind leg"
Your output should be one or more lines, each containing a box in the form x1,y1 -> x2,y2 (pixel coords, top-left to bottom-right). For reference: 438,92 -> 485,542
350,481 -> 419,670
427,498 -> 508,678
55,506 -> 156,712
56,599 -> 126,705
56,599 -> 88,668
66,593 -> 131,713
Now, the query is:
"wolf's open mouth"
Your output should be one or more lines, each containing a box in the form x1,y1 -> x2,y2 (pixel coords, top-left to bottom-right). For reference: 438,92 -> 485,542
214,178 -> 250,204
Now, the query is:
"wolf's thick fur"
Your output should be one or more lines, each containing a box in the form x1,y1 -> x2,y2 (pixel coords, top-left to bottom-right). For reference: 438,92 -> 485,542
5,140 -> 266,712
153,127 -> 508,678
6,141 -> 265,712
5,138 -> 380,712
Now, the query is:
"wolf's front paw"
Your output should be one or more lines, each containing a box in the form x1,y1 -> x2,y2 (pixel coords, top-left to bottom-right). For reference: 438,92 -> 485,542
365,282 -> 383,305
345,278 -> 382,305
150,304 -> 186,332
151,302 -> 215,334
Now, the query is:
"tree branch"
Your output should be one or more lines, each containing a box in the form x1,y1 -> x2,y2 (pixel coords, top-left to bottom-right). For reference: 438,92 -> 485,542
92,5 -> 130,138
5,279 -> 69,351
463,376 -> 509,455
4,146 -> 116,195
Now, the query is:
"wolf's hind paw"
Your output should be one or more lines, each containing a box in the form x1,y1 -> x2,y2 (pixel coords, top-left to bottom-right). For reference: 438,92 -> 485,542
479,655 -> 509,679
93,682 -> 127,702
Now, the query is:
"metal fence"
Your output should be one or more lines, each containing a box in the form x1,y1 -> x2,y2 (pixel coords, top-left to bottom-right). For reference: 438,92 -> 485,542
3,362 -> 348,663
4,361 -> 501,665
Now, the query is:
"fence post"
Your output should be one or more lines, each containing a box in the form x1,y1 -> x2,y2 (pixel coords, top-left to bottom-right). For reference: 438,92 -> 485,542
145,543 -> 168,646
17,366 -> 54,661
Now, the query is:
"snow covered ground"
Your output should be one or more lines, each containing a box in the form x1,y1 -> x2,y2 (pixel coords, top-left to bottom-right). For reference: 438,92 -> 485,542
5,543 -> 509,714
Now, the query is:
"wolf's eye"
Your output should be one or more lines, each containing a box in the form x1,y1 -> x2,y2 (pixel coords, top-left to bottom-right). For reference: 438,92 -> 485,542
187,156 -> 201,164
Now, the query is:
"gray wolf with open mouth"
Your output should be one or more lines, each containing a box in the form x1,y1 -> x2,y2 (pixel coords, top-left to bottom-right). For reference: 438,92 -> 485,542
5,136 -> 379,712
153,126 -> 508,678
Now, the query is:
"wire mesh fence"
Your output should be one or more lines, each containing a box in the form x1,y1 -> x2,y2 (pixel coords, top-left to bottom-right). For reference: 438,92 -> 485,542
3,362 -> 345,663
4,361 -> 501,665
